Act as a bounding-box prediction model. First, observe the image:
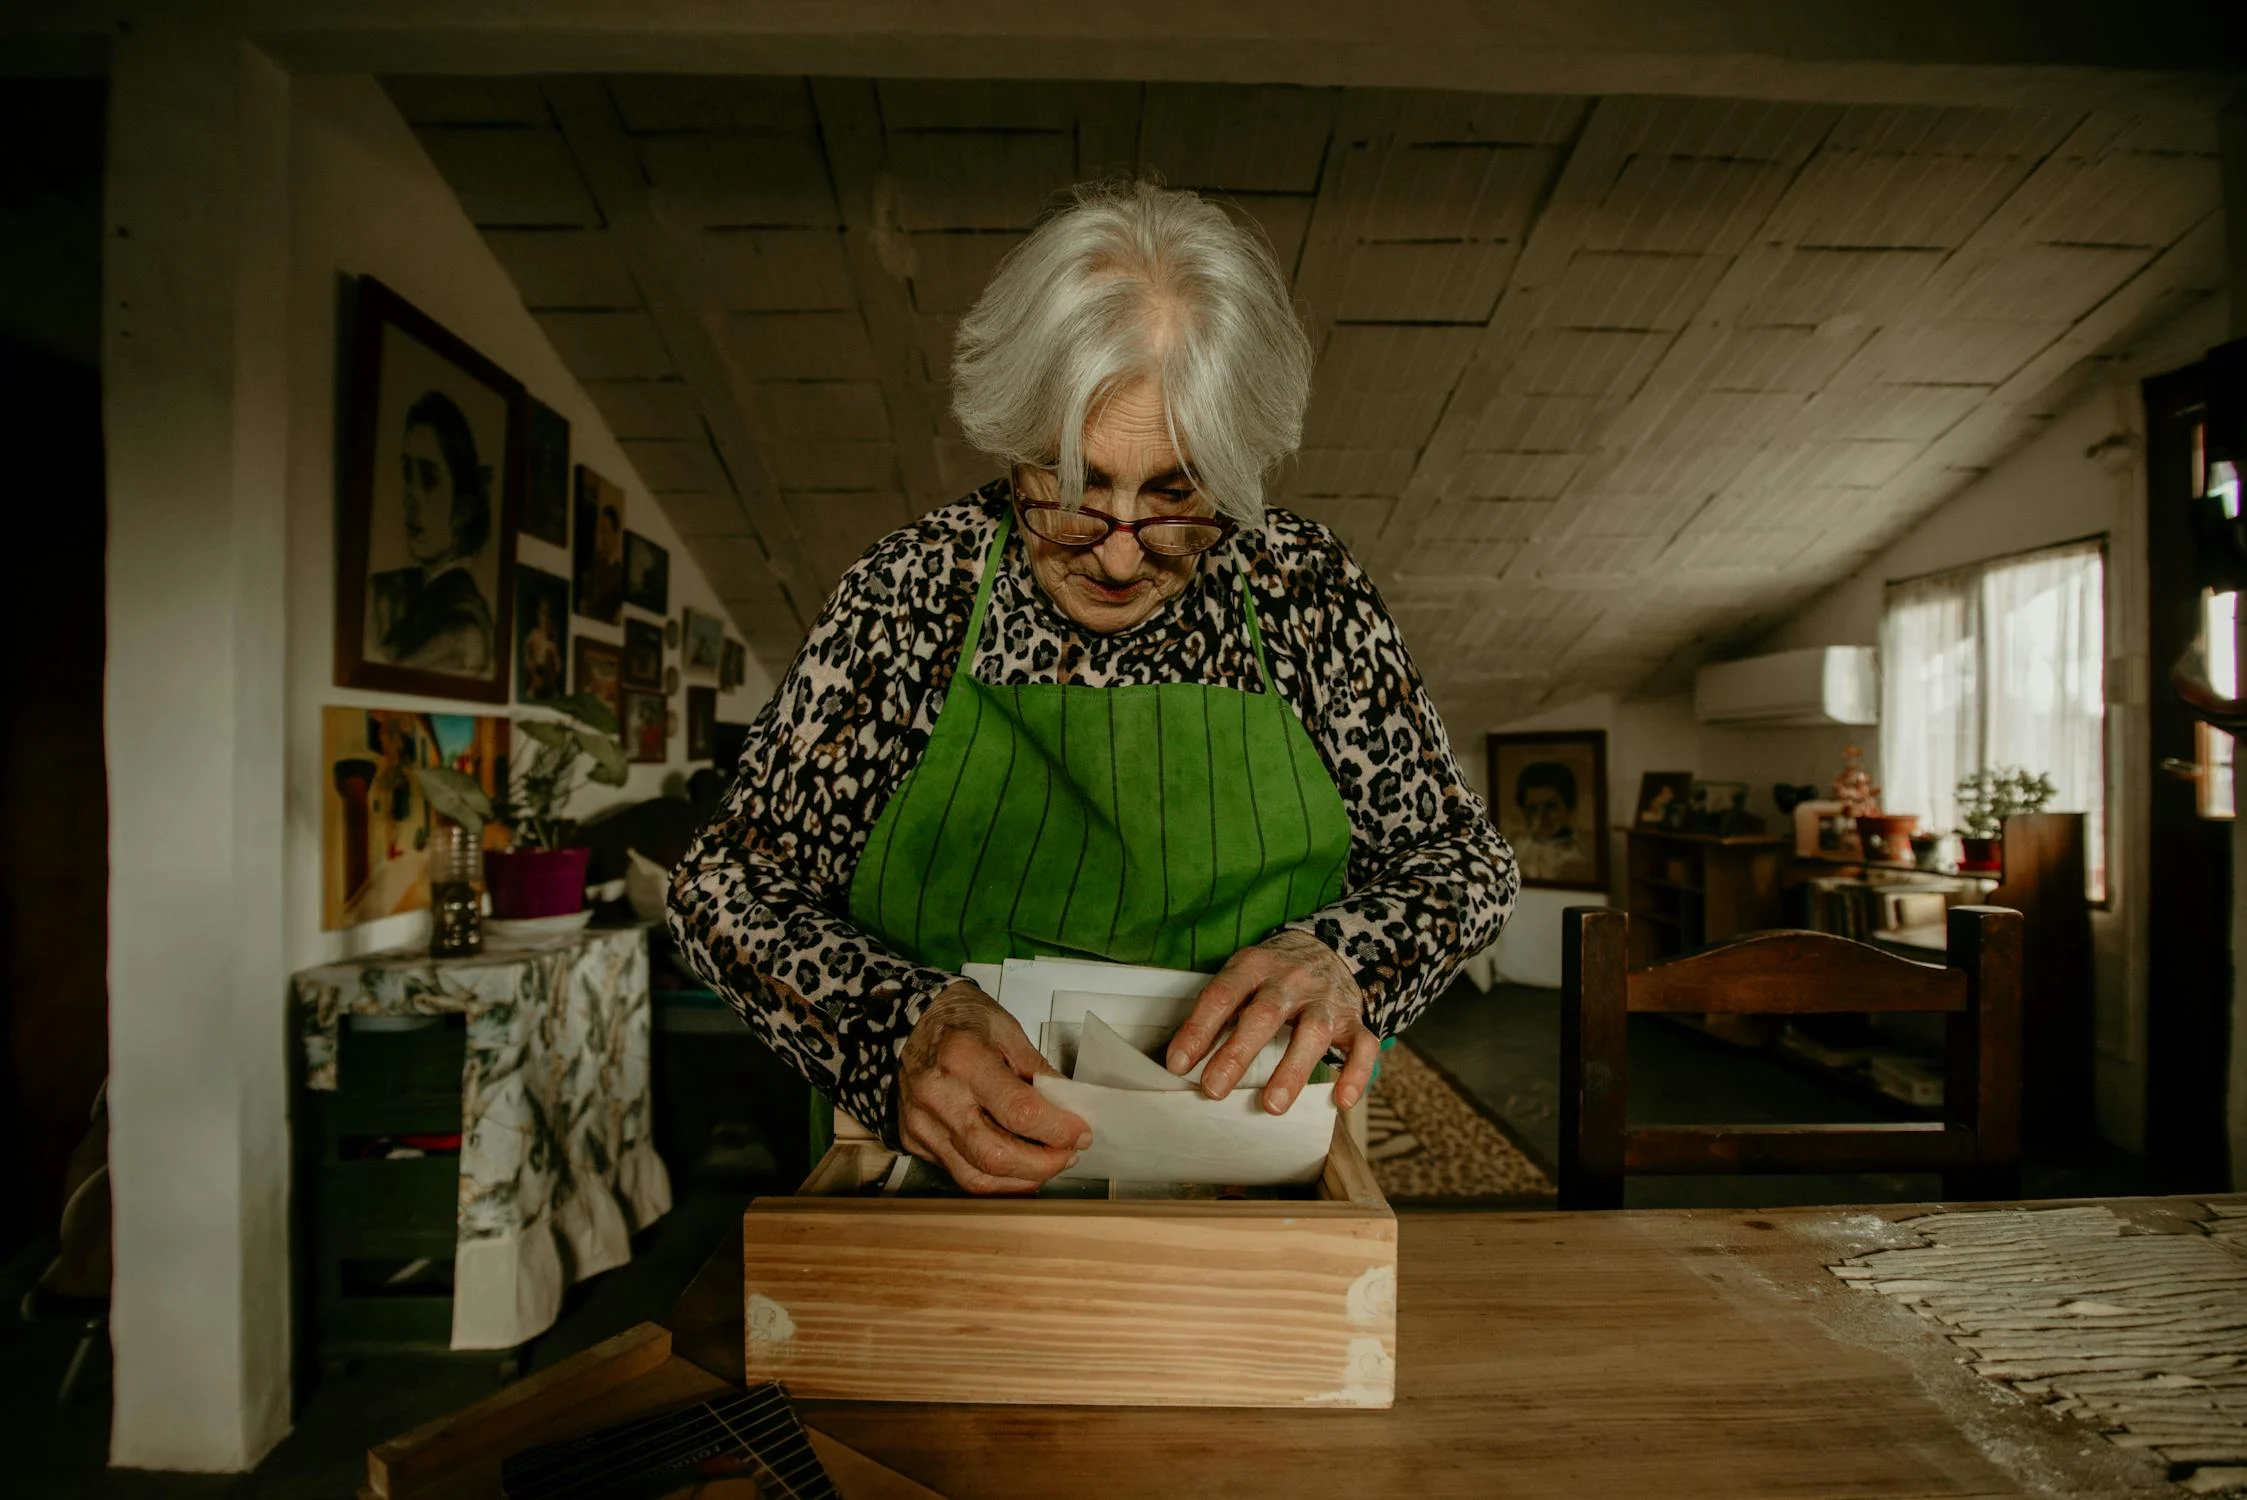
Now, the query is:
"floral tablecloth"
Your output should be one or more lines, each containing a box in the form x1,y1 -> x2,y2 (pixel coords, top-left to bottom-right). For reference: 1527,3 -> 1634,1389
293,926 -> 672,1350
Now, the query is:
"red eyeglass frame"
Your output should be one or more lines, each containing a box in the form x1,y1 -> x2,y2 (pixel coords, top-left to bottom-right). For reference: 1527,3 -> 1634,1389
1007,478 -> 1237,557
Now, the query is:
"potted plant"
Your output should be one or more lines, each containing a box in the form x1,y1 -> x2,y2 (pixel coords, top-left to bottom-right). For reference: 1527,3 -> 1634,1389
413,693 -> 629,920
1832,746 -> 1916,864
1953,767 -> 2058,873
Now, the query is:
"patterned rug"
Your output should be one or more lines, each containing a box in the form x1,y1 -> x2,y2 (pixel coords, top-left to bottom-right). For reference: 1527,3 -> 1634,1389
1365,1043 -> 1554,1204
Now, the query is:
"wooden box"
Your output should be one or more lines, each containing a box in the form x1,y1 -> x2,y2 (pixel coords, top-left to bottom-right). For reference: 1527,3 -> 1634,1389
742,1114 -> 1397,1408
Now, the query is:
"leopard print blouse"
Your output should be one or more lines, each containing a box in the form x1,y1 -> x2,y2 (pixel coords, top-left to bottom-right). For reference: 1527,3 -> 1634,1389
668,483 -> 1519,1145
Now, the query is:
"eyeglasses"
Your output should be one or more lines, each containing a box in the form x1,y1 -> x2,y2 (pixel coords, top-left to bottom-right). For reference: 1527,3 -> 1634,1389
1009,479 -> 1236,558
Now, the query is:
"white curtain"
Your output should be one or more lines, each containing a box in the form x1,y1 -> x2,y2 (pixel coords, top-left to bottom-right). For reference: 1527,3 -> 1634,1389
1879,542 -> 2106,900
1880,572 -> 1978,837
1981,544 -> 2107,899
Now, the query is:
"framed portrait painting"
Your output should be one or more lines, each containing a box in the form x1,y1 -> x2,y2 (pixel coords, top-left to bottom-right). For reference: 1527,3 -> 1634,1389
622,689 -> 668,764
1487,730 -> 1609,892
686,684 -> 717,761
622,617 -> 664,691
682,607 -> 725,673
573,636 -> 624,733
720,638 -> 747,691
1633,771 -> 1693,830
514,565 -> 570,705
624,531 -> 669,615
335,276 -> 525,704
523,398 -> 570,547
573,465 -> 627,625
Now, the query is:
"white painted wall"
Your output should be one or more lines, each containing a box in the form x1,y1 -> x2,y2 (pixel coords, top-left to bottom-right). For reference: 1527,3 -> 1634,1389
283,76 -> 776,971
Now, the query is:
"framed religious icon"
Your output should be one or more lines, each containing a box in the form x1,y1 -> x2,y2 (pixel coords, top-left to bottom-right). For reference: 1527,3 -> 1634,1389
720,638 -> 747,691
1487,730 -> 1609,892
335,275 -> 526,704
681,606 -> 725,674
622,617 -> 664,691
622,689 -> 668,765
573,465 -> 627,625
514,565 -> 570,705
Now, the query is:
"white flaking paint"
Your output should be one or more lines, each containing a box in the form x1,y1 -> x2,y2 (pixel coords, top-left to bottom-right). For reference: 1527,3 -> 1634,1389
1308,1336 -> 1396,1406
747,1292 -> 798,1358
1348,1262 -> 1397,1327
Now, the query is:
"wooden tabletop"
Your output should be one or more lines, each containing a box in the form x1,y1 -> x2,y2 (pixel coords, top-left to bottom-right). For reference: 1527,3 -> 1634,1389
671,1199 -> 2233,1499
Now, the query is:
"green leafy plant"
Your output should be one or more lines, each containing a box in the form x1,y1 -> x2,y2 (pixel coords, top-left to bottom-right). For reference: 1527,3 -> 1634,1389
1953,766 -> 2058,839
411,693 -> 628,849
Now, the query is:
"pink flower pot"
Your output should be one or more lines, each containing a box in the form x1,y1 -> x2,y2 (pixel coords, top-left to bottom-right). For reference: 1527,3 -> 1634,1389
483,847 -> 592,920
1957,835 -> 2003,874
1855,815 -> 1919,865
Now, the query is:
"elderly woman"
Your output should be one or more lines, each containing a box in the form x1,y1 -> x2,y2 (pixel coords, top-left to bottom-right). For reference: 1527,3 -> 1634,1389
671,180 -> 1517,1194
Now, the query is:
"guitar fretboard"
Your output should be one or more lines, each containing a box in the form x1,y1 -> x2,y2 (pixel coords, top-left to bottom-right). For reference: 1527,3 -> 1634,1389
500,1379 -> 838,1500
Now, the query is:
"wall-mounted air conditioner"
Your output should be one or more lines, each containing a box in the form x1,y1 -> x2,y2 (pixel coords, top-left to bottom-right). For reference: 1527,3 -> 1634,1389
1695,646 -> 1877,727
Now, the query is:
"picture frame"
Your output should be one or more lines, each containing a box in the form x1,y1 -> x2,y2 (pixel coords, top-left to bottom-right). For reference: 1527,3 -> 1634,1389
1632,771 -> 1693,830
682,606 -> 725,674
720,637 -> 747,692
514,565 -> 570,705
572,465 -> 627,625
664,618 -> 680,649
622,689 -> 667,765
334,275 -> 525,704
664,665 -> 679,696
624,531 -> 670,615
573,636 -> 624,734
622,617 -> 665,691
1792,798 -> 1849,859
686,685 -> 718,761
523,398 -> 570,547
1487,730 -> 1609,892
321,707 -> 508,931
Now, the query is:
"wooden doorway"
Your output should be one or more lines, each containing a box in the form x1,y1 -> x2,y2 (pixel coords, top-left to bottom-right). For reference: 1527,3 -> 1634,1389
2142,363 -> 2237,1187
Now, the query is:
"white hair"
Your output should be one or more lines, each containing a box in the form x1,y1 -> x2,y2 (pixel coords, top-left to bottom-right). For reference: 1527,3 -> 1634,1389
950,179 -> 1313,527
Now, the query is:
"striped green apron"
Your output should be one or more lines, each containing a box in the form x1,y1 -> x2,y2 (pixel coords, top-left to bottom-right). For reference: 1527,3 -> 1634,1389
847,512 -> 1353,975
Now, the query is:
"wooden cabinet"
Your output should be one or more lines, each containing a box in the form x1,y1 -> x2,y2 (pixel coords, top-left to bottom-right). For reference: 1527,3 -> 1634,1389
1620,830 -> 1789,966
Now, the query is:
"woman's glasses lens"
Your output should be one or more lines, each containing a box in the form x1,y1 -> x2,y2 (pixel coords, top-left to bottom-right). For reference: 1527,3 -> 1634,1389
1020,509 -> 1109,546
1017,503 -> 1229,557
1137,521 -> 1228,556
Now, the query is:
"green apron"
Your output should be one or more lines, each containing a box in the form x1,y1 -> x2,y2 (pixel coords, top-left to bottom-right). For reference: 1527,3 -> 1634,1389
847,512 -> 1354,975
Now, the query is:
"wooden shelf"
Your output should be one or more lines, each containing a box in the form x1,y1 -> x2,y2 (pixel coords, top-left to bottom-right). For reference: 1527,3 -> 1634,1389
1619,827 -> 1788,847
1631,877 -> 1705,897
1634,910 -> 1685,929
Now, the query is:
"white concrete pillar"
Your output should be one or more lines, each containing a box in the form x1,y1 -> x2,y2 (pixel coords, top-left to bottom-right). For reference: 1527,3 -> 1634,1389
103,21 -> 294,1471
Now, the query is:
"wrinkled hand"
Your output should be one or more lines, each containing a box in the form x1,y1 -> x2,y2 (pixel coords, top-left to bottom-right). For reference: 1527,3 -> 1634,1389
1164,930 -> 1378,1115
898,982 -> 1091,1194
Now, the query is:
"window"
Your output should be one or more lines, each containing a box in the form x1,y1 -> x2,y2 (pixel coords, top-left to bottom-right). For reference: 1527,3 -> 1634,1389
1879,540 -> 2107,900
2193,424 -> 2238,820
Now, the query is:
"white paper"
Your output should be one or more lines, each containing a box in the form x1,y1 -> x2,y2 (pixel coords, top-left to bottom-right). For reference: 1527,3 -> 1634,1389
993,956 -> 1207,1040
1071,1012 -> 1287,1093
1036,1074 -> 1335,1186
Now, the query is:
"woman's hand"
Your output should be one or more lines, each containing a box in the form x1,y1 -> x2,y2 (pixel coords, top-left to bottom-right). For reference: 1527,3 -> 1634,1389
898,982 -> 1092,1194
1164,930 -> 1379,1115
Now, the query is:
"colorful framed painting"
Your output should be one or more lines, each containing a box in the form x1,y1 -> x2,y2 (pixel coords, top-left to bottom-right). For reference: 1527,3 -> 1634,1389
686,684 -> 718,761
523,398 -> 570,547
1487,729 -> 1609,892
573,636 -> 624,733
320,707 -> 508,931
622,689 -> 668,764
624,531 -> 669,614
335,276 -> 525,704
682,606 -> 725,674
622,617 -> 665,691
514,565 -> 570,705
573,465 -> 627,625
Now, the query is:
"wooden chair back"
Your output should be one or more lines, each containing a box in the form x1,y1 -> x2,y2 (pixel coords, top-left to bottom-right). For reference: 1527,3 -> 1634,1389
1559,905 -> 2023,1209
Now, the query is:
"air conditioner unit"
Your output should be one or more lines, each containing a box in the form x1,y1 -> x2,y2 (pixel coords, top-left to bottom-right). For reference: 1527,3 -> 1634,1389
1695,646 -> 1877,727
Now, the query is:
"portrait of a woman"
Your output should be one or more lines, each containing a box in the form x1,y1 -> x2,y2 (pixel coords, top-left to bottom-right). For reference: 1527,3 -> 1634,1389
367,389 -> 496,674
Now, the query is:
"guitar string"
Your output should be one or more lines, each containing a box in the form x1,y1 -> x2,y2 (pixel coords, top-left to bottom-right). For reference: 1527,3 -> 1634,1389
514,1403 -> 805,1500
505,1384 -> 793,1488
514,1396 -> 822,1500
707,1399 -> 838,1500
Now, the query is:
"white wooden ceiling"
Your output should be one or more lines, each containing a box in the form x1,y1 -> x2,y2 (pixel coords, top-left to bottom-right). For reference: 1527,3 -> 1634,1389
387,76 -> 2226,726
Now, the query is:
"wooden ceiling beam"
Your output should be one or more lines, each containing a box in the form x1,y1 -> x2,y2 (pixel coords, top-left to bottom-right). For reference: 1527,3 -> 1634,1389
541,75 -> 816,645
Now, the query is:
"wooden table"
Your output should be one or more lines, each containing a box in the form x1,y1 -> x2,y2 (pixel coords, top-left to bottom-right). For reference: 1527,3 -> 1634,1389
671,1199 -> 2240,1499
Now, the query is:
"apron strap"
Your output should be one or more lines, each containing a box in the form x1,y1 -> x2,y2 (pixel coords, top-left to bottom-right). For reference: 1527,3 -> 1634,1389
956,509 -> 1013,674
1241,567 -> 1278,696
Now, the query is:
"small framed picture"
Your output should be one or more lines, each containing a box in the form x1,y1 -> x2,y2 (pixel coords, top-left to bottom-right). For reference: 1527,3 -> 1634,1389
682,606 -> 726,674
1487,730 -> 1609,892
720,638 -> 747,691
1792,798 -> 1850,859
572,637 -> 623,732
523,399 -> 570,547
664,617 -> 680,649
624,531 -> 670,614
622,689 -> 667,764
335,276 -> 525,704
664,665 -> 679,696
572,465 -> 627,624
622,617 -> 664,691
686,685 -> 718,761
1632,771 -> 1693,829
514,565 -> 570,705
